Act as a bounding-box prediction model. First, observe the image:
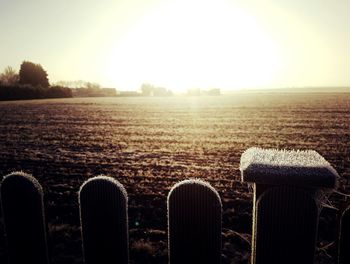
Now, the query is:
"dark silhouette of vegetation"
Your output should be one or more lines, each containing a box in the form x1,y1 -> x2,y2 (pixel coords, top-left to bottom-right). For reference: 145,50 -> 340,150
55,80 -> 117,97
71,87 -> 116,97
19,61 -> 49,88
0,61 -> 73,101
0,85 -> 72,101
0,66 -> 19,85
45,86 -> 73,98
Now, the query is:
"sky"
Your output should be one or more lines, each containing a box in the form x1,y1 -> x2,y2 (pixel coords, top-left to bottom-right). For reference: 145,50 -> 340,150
1,0 -> 350,92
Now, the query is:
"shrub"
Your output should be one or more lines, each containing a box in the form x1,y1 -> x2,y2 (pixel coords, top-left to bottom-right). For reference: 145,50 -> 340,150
0,84 -> 72,101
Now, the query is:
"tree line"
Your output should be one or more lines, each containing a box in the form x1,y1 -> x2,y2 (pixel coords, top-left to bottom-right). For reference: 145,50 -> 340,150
0,61 -> 72,101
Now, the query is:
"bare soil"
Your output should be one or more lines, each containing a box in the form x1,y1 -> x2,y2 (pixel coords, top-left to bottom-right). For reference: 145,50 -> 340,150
0,93 -> 349,263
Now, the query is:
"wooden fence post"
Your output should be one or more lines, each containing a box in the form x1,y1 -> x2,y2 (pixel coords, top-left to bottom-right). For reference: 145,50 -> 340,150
240,147 -> 338,264
79,176 -> 128,264
339,205 -> 350,264
167,179 -> 222,264
0,171 -> 49,264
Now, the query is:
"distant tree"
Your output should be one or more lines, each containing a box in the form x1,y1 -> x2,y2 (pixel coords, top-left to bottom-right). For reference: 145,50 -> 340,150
54,80 -> 71,87
139,83 -> 173,96
55,80 -> 101,89
85,82 -> 101,90
19,61 -> 49,88
45,86 -> 73,98
0,66 -> 19,85
140,83 -> 154,96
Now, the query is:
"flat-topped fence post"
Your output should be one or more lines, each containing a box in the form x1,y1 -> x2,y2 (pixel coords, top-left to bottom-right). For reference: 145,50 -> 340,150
339,205 -> 350,264
0,171 -> 49,264
79,176 -> 128,264
167,179 -> 222,264
240,147 -> 338,264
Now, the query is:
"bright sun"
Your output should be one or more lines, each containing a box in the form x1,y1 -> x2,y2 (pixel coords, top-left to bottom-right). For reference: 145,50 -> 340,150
104,0 -> 282,92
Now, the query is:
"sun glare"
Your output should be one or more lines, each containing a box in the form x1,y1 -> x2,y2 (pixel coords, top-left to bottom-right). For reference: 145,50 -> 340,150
103,0 -> 283,92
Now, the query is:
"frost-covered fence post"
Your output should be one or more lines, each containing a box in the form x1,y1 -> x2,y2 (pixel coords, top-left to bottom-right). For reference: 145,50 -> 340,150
339,206 -> 350,264
0,172 -> 49,264
167,179 -> 222,264
240,148 -> 338,264
79,176 -> 128,264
